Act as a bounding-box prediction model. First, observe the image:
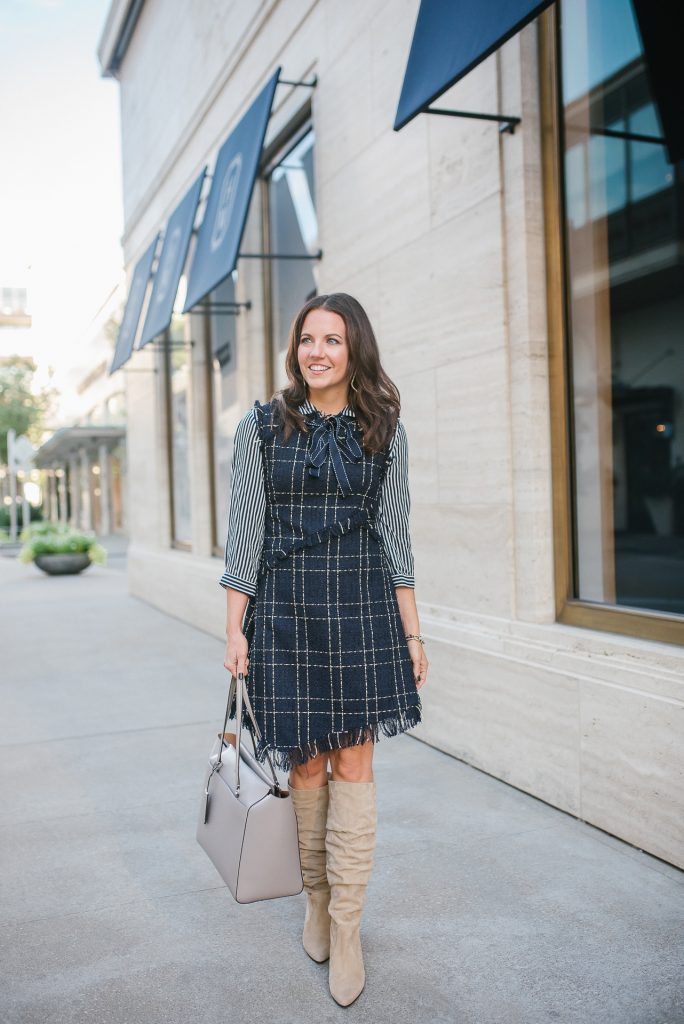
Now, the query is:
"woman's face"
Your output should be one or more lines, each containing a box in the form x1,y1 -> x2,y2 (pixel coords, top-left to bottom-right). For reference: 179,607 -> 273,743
297,308 -> 350,395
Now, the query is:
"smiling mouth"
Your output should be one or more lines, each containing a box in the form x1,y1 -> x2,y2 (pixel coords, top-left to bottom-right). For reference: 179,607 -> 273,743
308,365 -> 331,373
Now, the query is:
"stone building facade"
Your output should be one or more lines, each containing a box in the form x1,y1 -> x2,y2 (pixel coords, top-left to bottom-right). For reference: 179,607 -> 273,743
98,0 -> 684,868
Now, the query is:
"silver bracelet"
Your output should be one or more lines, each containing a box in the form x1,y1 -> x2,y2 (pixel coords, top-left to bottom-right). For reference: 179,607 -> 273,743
405,633 -> 425,645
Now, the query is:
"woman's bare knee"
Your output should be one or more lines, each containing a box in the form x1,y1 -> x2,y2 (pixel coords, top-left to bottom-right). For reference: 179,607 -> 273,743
289,752 -> 329,788
329,738 -> 374,782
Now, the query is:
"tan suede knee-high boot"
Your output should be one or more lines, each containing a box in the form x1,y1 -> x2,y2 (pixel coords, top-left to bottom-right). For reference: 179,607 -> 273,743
288,772 -> 332,962
325,779 -> 377,1006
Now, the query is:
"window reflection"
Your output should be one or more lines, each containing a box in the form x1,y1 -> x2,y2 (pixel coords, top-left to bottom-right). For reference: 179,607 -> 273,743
268,128 -> 318,390
560,0 -> 684,615
629,105 -> 673,202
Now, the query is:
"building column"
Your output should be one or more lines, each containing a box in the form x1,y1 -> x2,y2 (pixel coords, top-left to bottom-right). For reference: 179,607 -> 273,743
79,447 -> 92,531
68,455 -> 80,528
42,471 -> 50,522
41,471 -> 50,522
48,469 -> 58,524
57,466 -> 68,524
98,442 -> 111,536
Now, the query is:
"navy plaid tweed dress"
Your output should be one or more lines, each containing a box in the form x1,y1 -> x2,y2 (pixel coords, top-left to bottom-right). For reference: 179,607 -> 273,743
227,398 -> 422,771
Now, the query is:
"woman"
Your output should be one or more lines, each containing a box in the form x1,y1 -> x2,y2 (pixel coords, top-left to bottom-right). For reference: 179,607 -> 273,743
220,292 -> 429,1007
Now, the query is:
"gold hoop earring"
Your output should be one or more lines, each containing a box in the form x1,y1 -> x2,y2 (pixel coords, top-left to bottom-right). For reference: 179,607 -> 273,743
350,373 -> 358,393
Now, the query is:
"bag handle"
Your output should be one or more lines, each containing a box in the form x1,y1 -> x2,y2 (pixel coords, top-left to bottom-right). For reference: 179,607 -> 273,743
215,672 -> 280,796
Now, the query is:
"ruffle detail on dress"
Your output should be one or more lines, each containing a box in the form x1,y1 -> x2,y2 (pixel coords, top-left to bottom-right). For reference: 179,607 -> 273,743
253,399 -> 279,443
246,704 -> 423,772
260,507 -> 381,571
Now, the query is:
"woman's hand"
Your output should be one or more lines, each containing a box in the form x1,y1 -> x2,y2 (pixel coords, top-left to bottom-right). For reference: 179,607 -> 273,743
224,629 -> 250,677
394,587 -> 428,691
407,638 -> 428,689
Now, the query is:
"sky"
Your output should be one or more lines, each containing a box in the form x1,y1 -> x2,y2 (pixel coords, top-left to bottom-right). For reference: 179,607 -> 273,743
0,0 -> 123,401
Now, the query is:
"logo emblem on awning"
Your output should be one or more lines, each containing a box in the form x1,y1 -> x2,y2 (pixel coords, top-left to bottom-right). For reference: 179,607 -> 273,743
210,154 -> 243,253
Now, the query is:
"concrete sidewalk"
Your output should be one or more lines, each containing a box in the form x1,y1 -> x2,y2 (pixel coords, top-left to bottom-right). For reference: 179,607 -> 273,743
1,556 -> 682,1024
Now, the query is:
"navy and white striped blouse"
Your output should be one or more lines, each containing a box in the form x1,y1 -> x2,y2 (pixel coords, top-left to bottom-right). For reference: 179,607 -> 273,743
219,398 -> 415,595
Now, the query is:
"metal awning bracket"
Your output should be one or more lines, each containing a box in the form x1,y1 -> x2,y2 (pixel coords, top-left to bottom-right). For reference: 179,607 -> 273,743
238,249 -> 323,261
146,340 -> 195,349
426,106 -> 521,134
278,74 -> 318,89
196,300 -> 251,317
197,301 -> 252,310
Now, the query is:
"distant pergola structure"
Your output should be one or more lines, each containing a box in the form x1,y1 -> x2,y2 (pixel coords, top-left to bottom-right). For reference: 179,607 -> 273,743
34,425 -> 126,536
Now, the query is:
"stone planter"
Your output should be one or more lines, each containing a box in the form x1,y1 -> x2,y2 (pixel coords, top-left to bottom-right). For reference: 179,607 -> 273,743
34,553 -> 92,576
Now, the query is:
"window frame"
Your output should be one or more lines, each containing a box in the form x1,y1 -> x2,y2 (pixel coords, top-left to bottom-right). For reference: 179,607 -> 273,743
538,3 -> 684,646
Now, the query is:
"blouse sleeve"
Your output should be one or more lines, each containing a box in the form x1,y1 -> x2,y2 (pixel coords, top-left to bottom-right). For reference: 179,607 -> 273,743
218,407 -> 266,596
375,418 -> 415,588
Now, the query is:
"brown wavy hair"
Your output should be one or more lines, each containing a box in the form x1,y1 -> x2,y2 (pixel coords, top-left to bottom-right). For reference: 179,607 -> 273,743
269,293 -> 400,453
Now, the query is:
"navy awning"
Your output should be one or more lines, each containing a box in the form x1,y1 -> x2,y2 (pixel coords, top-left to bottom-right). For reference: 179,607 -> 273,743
138,169 -> 207,348
182,68 -> 281,313
109,233 -> 159,375
394,0 -> 554,131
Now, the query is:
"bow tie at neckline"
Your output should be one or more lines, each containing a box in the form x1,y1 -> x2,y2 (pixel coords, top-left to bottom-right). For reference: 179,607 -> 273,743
304,408 -> 363,497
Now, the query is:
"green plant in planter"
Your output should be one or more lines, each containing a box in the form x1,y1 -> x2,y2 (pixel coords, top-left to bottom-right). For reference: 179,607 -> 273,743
18,525 -> 107,567
20,521 -> 68,539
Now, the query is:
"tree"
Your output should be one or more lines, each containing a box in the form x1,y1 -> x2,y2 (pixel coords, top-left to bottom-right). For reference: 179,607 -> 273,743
0,356 -> 58,464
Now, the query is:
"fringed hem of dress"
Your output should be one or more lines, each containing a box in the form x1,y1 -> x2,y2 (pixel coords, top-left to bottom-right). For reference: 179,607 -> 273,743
248,704 -> 422,772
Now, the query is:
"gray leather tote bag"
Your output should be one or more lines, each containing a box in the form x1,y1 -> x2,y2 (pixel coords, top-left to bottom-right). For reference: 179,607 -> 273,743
197,672 -> 304,904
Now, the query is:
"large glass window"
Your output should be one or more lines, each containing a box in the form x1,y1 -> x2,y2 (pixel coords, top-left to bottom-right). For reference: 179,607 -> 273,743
267,127 -> 318,390
560,0 -> 684,616
166,314 -> 192,546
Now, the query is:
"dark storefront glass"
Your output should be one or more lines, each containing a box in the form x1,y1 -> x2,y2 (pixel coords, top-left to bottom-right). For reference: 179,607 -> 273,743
267,128 -> 318,389
560,0 -> 684,615
167,314 -> 192,545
